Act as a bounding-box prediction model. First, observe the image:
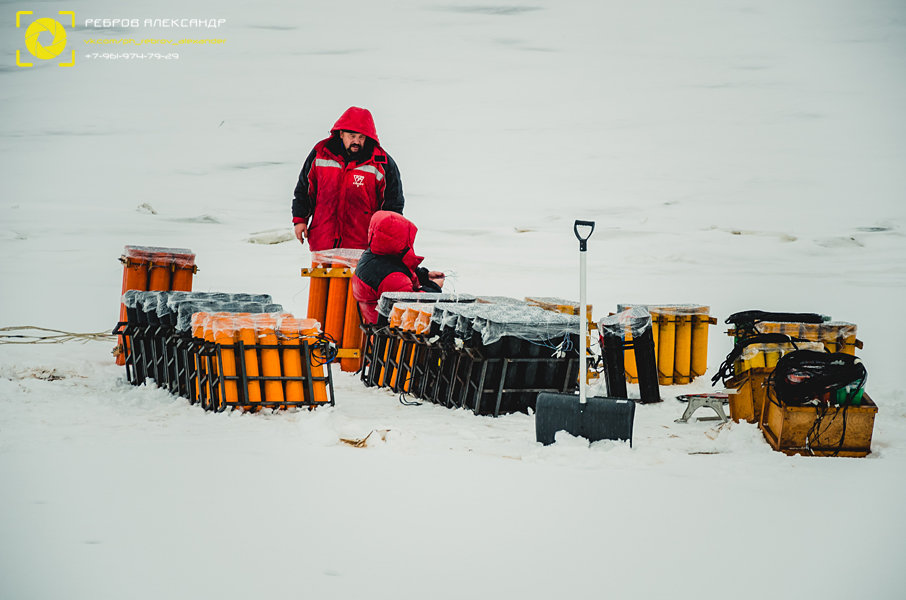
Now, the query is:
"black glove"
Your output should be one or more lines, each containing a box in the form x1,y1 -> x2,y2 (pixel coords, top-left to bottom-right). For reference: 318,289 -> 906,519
415,267 -> 442,293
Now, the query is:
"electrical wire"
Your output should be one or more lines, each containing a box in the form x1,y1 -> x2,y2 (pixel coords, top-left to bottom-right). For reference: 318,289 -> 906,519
309,332 -> 338,366
0,326 -> 114,344
767,350 -> 867,456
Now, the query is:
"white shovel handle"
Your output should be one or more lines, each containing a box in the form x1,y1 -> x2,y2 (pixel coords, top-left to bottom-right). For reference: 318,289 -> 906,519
574,220 -> 595,404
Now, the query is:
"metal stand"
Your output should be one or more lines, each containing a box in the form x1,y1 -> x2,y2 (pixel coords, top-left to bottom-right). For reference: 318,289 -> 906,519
675,394 -> 729,423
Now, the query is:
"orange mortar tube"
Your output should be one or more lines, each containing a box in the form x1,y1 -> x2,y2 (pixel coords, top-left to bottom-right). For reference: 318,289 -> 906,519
256,315 -> 285,404
279,318 -> 304,404
170,250 -> 196,291
340,283 -> 363,372
301,318 -> 329,405
401,308 -> 421,392
390,340 -> 405,389
323,266 -> 348,346
117,257 -> 148,365
202,314 -> 220,407
306,261 -> 329,328
170,267 -> 193,291
415,308 -> 432,335
380,305 -> 407,386
236,317 -> 262,406
389,310 -> 412,390
148,252 -> 172,291
191,312 -> 208,402
212,316 -> 239,410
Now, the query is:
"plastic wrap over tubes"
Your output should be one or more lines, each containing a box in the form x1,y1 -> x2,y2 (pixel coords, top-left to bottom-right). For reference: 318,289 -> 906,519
737,340 -> 825,362
377,292 -> 476,318
617,303 -> 710,317
122,291 -> 272,312
599,306 -> 653,339
122,289 -> 142,309
471,304 -> 581,346
123,245 -> 195,268
475,296 -> 527,306
431,302 -> 488,330
310,248 -> 365,268
175,301 -> 283,332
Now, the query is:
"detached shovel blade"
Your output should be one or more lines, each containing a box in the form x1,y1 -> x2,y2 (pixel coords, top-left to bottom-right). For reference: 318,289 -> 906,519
535,392 -> 636,446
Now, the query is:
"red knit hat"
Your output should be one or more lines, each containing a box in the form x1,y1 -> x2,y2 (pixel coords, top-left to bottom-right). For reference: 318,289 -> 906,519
330,106 -> 380,145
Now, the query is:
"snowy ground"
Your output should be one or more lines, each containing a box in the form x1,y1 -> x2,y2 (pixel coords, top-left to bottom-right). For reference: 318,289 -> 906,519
2,1 -> 906,598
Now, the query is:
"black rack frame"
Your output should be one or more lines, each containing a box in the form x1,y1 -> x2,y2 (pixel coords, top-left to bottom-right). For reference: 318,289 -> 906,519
115,321 -> 335,411
359,324 -> 579,417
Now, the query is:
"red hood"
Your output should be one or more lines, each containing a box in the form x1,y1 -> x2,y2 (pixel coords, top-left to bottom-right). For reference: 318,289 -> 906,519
330,106 -> 380,145
367,211 -> 423,271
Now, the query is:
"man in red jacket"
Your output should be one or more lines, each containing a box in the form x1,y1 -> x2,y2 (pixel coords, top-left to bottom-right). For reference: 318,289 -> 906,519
352,211 -> 445,324
292,107 -> 405,251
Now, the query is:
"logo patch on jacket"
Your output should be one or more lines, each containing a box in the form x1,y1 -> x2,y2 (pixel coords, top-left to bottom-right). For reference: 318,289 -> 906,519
352,174 -> 365,187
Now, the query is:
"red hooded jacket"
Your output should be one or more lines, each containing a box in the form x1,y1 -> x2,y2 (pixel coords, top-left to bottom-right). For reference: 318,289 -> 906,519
352,211 -> 430,324
292,107 -> 405,251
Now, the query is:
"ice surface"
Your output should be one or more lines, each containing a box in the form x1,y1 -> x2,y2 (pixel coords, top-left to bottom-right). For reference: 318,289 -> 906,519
2,1 -> 905,599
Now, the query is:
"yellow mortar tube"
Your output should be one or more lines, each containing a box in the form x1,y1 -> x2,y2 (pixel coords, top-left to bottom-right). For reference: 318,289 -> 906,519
840,324 -> 857,356
623,328 -> 638,383
656,311 -> 675,386
690,313 -> 710,378
673,313 -> 693,385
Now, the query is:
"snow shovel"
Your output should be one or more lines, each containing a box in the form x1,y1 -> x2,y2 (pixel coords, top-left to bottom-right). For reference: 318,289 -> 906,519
535,220 -> 636,446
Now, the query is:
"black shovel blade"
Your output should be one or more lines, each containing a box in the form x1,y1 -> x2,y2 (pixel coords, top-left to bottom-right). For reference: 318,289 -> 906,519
535,392 -> 636,446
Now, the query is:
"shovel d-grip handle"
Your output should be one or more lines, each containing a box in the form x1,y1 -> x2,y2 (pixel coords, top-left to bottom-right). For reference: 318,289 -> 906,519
574,220 -> 595,251
572,219 -> 595,404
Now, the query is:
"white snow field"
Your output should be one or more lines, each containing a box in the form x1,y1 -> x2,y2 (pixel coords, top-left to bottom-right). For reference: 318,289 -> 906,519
2,1 -> 905,598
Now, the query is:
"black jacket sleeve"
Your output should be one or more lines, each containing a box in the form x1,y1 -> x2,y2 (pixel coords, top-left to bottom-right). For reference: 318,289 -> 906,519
292,147 -> 318,220
380,153 -> 405,214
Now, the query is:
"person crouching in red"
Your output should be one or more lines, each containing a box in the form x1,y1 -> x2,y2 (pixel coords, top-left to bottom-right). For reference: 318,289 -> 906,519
352,211 -> 445,324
